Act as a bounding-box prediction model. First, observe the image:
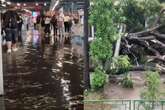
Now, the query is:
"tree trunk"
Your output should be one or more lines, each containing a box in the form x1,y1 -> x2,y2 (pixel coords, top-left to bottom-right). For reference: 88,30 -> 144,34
114,24 -> 125,57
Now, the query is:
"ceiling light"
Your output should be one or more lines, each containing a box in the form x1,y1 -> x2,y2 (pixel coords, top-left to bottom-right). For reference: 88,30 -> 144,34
36,3 -> 39,6
17,3 -> 20,6
7,2 -> 11,5
2,4 -> 6,7
23,9 -> 32,13
23,3 -> 26,6
52,0 -> 59,10
1,0 -> 5,3
44,2 -> 47,6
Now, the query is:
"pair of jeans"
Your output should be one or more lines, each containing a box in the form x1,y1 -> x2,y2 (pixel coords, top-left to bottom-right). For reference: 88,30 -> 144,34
5,28 -> 17,44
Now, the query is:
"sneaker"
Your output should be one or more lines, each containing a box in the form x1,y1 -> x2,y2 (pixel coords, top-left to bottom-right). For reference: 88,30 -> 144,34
12,48 -> 18,52
7,49 -> 12,53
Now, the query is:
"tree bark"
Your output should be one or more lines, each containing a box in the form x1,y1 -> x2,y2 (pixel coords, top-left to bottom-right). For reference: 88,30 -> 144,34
114,25 -> 124,57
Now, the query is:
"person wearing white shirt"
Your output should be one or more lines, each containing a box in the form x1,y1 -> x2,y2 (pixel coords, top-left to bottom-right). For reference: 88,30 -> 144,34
58,11 -> 65,38
44,16 -> 51,37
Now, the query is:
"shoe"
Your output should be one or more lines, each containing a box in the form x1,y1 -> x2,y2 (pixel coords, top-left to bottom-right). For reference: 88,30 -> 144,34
12,48 -> 18,52
7,49 -> 12,53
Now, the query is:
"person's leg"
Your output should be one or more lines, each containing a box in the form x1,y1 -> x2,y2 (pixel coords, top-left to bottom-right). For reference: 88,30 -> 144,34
27,24 -> 29,30
5,29 -> 12,53
68,22 -> 72,33
18,29 -> 22,43
48,24 -> 50,35
55,27 -> 57,36
53,25 -> 56,36
64,22 -> 67,32
12,29 -> 18,52
67,22 -> 70,32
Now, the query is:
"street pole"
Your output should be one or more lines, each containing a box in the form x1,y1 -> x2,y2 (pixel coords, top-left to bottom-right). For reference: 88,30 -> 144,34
83,0 -> 90,90
0,10 -> 4,95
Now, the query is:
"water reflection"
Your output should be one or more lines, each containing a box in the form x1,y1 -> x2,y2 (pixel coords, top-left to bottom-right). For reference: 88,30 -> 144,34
2,30 -> 83,110
0,97 -> 5,110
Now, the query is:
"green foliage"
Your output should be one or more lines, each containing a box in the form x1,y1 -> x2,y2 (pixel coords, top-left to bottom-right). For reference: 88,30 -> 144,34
109,55 -> 132,74
90,38 -> 113,62
122,0 -> 161,32
121,73 -> 133,88
91,67 -> 107,90
89,0 -> 125,64
141,71 -> 161,100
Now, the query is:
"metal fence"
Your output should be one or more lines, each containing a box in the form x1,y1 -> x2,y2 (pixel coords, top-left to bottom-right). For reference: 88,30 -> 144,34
84,100 -> 165,110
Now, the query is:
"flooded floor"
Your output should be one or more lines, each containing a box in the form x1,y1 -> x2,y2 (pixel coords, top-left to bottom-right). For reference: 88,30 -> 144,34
1,29 -> 84,110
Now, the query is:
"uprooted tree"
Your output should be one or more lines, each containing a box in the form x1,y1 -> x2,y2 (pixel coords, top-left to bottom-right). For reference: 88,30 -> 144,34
120,0 -> 165,72
90,0 -> 165,74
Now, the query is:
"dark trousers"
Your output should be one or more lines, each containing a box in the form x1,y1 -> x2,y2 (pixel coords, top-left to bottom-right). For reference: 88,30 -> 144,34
18,29 -> 22,42
44,24 -> 50,34
27,24 -> 29,30
53,25 -> 57,36
64,22 -> 70,32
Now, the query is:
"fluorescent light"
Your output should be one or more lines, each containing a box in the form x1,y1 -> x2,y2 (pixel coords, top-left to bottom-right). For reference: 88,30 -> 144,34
17,3 -> 20,6
7,2 -> 11,5
1,0 -> 5,3
52,0 -> 59,11
44,2 -> 47,6
23,9 -> 32,13
2,4 -> 6,7
36,3 -> 39,6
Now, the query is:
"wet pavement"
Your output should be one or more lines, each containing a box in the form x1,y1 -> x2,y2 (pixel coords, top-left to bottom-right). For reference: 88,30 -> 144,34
1,29 -> 84,110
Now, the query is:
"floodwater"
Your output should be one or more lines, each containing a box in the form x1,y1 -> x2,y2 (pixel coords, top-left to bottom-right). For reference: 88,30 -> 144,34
1,29 -> 84,110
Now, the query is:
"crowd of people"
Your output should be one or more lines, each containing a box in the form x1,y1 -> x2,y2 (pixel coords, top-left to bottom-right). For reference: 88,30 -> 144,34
1,6 -> 81,54
35,10 -> 79,41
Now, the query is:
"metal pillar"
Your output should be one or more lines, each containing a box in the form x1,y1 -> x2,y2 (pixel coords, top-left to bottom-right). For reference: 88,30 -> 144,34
0,10 -> 4,95
83,0 -> 90,90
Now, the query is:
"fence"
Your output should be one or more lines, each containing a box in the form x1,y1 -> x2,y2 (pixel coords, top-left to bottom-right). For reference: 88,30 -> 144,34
84,100 -> 165,110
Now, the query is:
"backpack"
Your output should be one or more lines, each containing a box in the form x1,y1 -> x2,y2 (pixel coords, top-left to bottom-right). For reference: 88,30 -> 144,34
5,11 -> 18,28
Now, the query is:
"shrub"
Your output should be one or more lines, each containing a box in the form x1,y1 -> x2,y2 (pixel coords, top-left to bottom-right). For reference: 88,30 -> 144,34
141,71 -> 161,100
109,55 -> 132,74
140,71 -> 161,110
91,67 -> 107,90
90,38 -> 113,62
121,73 -> 133,88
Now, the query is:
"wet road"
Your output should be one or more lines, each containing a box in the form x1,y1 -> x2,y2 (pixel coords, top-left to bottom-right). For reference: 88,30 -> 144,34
1,30 -> 84,110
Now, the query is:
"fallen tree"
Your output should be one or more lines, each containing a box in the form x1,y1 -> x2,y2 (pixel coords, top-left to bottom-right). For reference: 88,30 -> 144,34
120,9 -> 165,73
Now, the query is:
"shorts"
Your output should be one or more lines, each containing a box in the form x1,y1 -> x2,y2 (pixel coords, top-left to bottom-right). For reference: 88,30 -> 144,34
5,28 -> 17,44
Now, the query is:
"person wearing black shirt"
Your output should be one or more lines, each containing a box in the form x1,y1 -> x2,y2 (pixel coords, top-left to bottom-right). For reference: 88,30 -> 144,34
51,14 -> 58,36
3,6 -> 19,53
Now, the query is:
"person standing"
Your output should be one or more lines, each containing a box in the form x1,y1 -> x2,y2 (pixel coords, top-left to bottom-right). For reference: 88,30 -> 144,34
64,14 -> 70,33
36,15 -> 41,30
17,15 -> 23,43
51,14 -> 58,36
3,6 -> 19,53
58,10 -> 65,38
44,16 -> 51,37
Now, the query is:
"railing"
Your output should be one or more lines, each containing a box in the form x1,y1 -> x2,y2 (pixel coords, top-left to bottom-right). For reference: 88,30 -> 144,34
84,100 -> 165,110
